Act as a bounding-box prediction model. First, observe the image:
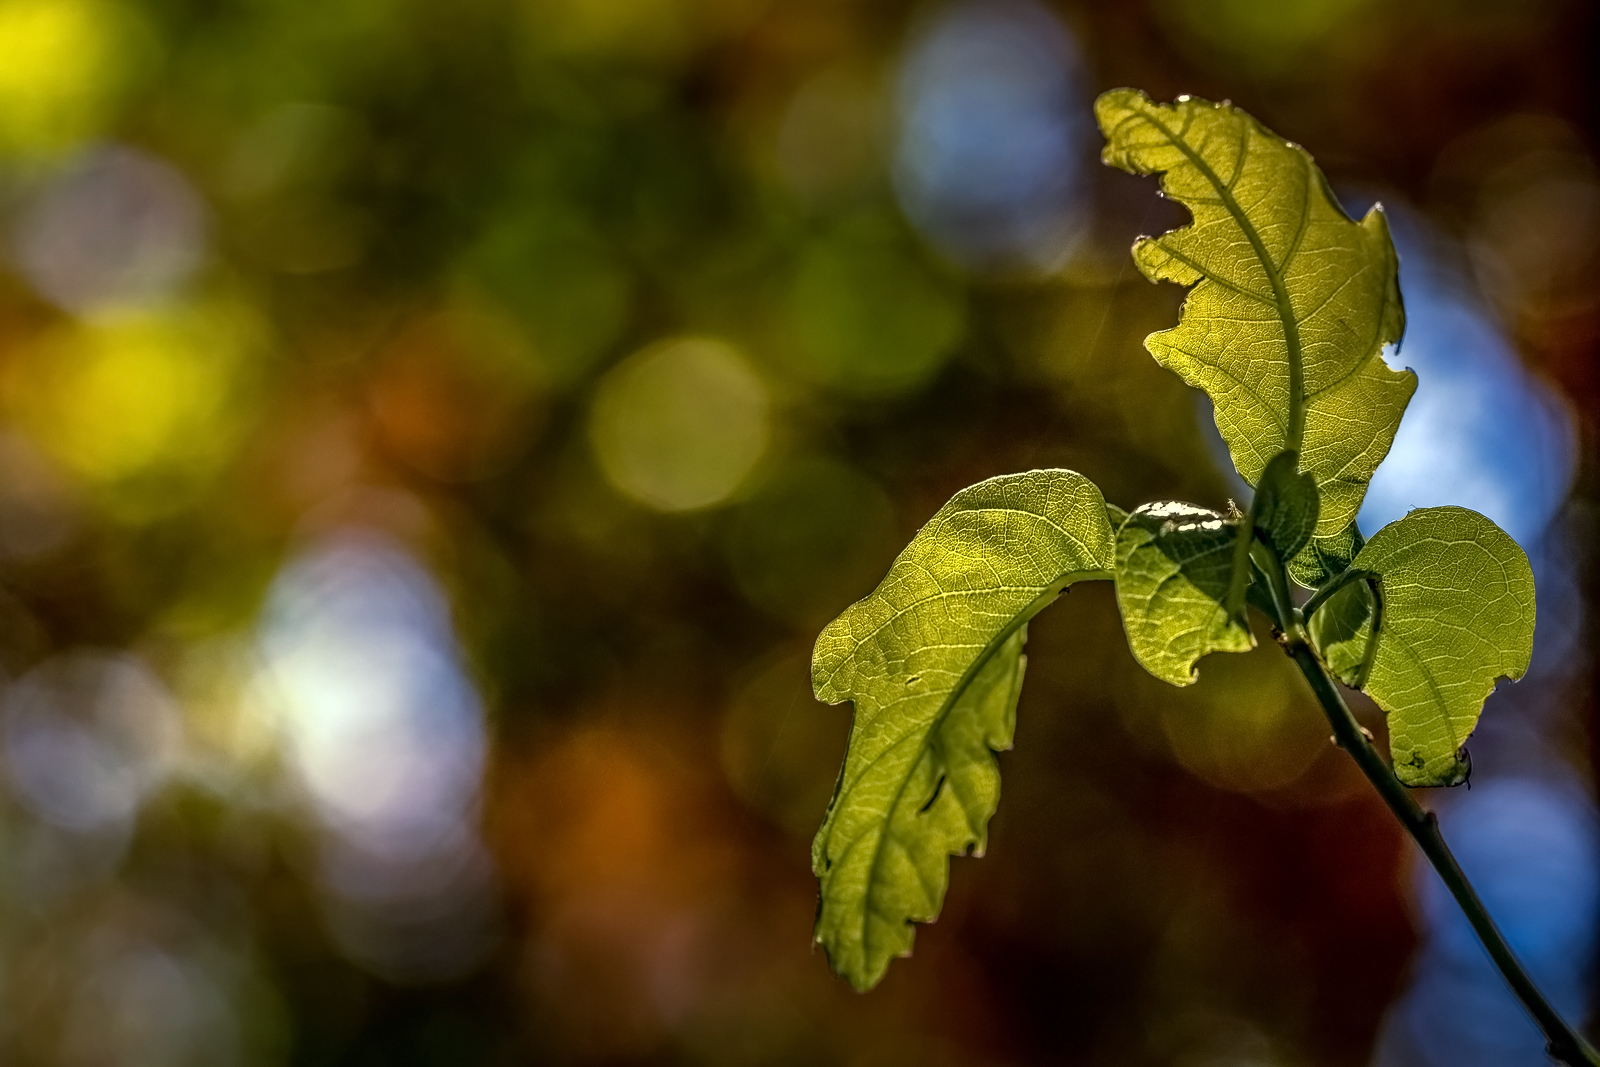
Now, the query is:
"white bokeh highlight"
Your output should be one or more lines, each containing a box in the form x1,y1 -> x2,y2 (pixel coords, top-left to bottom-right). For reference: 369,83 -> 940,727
255,529 -> 498,982
2,651 -> 183,835
12,144 -> 206,314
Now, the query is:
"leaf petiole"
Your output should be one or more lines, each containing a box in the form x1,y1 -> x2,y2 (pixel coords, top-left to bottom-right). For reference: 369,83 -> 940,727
1248,536 -> 1297,638
1352,576 -> 1383,691
1300,567 -> 1377,623
1224,509 -> 1257,622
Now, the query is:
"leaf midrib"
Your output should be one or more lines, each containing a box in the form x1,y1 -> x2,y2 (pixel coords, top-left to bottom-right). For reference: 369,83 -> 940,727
1136,105 -> 1308,454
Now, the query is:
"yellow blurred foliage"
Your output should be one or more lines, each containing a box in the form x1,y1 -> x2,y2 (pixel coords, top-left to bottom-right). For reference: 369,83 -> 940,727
0,0 -> 153,157
1155,0 -> 1377,71
5,302 -> 258,519
1158,651 -> 1328,795
589,336 -> 770,512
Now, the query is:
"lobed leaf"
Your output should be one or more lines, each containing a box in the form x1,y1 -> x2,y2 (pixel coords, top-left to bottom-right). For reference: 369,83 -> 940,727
811,470 -> 1117,990
1310,507 -> 1536,787
1096,89 -> 1415,536
1113,502 -> 1254,686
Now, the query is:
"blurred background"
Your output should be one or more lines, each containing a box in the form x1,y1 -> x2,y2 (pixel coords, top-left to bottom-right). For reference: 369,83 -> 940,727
0,0 -> 1596,1063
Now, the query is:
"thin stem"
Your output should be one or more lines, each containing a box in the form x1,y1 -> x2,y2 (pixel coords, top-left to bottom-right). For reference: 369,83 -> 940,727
1300,567 -> 1376,622
1282,635 -> 1600,1067
1225,514 -> 1256,621
1251,538 -> 1296,634
1351,575 -> 1383,691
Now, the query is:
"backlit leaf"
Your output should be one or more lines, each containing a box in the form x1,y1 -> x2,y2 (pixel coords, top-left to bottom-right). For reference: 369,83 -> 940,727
1306,577 -> 1374,687
1096,89 -> 1415,536
1252,450 -> 1318,561
1114,502 -> 1254,686
811,470 -> 1117,990
1346,507 -> 1535,787
1288,522 -> 1364,588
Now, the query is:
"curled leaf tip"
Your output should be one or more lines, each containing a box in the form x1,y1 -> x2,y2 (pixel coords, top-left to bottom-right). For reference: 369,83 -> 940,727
810,469 -> 1116,989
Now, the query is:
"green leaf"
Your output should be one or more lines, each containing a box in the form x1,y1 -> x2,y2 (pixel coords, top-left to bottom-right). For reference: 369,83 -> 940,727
1288,522 -> 1365,588
1096,89 -> 1415,536
1345,507 -> 1536,787
1114,502 -> 1255,686
1306,576 -> 1375,687
1252,451 -> 1318,561
811,470 -> 1117,990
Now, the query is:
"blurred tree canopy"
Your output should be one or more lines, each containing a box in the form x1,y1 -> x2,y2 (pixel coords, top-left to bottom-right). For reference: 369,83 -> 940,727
0,0 -> 1597,1064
